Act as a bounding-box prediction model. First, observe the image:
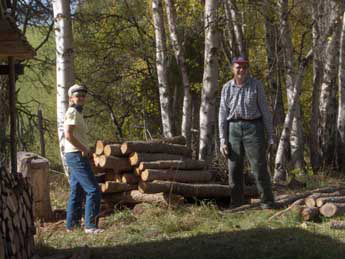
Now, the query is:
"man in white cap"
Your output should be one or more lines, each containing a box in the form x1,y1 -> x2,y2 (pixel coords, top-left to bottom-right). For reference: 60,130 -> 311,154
64,84 -> 103,234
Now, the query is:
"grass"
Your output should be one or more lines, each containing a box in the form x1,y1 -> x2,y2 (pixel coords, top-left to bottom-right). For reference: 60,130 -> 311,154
35,173 -> 345,259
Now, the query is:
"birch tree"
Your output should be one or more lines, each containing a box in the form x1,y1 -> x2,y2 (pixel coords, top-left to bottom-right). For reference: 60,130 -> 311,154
52,0 -> 75,177
224,0 -> 246,57
152,0 -> 173,138
164,0 -> 192,147
337,10 -> 345,169
199,0 -> 219,161
318,1 -> 342,167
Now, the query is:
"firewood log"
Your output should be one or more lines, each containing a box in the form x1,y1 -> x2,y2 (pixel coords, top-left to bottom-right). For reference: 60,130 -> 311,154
301,207 -> 320,221
95,140 -> 114,155
320,203 -> 345,217
98,155 -> 131,171
138,181 -> 258,198
316,196 -> 345,207
100,181 -> 137,193
305,189 -> 345,208
102,190 -> 184,207
104,144 -> 123,157
129,152 -> 188,166
330,220 -> 345,229
93,153 -> 101,167
122,173 -> 140,184
151,136 -> 186,145
138,159 -> 207,171
140,169 -> 213,183
121,141 -> 192,156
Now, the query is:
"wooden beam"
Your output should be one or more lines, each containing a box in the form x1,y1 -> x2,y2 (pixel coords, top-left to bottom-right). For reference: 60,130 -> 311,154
8,57 -> 16,174
0,64 -> 24,75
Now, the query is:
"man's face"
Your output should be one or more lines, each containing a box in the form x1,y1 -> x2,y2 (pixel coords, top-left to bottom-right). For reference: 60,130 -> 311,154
70,92 -> 87,106
232,63 -> 248,83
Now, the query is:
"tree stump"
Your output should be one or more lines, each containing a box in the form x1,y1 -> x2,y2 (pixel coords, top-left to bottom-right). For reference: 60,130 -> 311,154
17,151 -> 53,221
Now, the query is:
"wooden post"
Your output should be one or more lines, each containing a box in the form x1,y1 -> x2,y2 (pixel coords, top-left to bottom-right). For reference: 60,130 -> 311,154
37,109 -> 46,157
8,57 -> 16,174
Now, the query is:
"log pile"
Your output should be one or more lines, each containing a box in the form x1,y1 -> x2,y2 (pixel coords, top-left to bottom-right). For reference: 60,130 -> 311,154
92,136 -> 259,208
0,165 -> 35,259
265,186 -> 345,222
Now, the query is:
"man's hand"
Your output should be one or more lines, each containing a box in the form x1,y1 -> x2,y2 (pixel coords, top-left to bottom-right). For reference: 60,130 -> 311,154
220,144 -> 229,158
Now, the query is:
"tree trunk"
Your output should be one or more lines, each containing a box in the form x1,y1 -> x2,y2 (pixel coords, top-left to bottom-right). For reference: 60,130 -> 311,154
309,0 -> 324,172
199,0 -> 219,161
224,0 -> 246,56
337,10 -> 345,170
141,169 -> 213,183
52,0 -> 75,178
121,141 -> 192,156
129,152 -> 189,166
164,0 -> 192,147
138,159 -> 207,171
152,0 -> 173,138
319,2 -> 342,168
0,76 -> 9,163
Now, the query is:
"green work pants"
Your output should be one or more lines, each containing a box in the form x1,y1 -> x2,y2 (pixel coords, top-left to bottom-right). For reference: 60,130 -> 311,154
227,119 -> 274,205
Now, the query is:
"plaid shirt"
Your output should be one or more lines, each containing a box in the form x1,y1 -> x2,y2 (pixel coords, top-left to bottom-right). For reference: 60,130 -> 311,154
218,76 -> 273,145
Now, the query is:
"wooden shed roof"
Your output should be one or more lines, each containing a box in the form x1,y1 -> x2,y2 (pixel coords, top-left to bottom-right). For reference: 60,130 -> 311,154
0,11 -> 36,59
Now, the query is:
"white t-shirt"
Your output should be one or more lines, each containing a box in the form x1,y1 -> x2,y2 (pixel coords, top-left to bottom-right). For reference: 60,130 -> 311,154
64,107 -> 89,153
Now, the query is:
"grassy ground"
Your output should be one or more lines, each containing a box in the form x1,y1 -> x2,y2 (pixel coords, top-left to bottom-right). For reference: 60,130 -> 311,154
35,173 -> 345,259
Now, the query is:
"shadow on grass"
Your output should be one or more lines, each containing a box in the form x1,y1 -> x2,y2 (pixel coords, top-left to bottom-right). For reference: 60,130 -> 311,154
38,227 -> 345,259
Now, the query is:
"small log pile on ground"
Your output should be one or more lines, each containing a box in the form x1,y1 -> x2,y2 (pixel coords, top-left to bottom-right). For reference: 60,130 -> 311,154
261,186 -> 345,223
0,165 -> 35,259
92,136 -> 260,209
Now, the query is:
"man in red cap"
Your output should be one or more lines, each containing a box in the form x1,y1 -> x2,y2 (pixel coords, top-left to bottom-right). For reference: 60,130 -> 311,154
218,56 -> 275,209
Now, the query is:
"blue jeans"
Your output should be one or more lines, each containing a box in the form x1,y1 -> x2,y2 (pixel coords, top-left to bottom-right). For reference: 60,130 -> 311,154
65,152 -> 101,229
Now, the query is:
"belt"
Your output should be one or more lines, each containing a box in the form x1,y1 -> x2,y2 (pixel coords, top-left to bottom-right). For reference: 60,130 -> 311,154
229,117 -> 262,122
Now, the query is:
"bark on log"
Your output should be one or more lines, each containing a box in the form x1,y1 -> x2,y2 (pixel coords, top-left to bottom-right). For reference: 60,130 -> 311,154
316,196 -> 345,207
305,189 -> 345,208
138,159 -> 207,171
100,181 -> 137,193
122,173 -> 140,184
121,141 -> 192,156
141,169 -> 213,183
102,190 -> 184,207
95,140 -> 114,155
104,144 -> 123,157
138,181 -> 258,198
98,155 -> 131,171
151,136 -> 186,145
302,207 -> 320,221
129,152 -> 189,166
320,203 -> 345,217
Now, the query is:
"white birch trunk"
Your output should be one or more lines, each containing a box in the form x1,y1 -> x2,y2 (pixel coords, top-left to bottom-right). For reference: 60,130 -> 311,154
199,0 -> 219,161
337,11 -> 345,169
223,0 -> 239,57
152,0 -> 173,138
164,0 -> 192,147
309,0 -> 325,172
52,0 -> 75,177
224,0 -> 246,56
319,2 -> 342,166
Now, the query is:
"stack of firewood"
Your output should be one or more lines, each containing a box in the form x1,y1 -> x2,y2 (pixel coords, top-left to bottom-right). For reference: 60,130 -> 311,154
0,166 -> 35,258
92,137 -> 259,207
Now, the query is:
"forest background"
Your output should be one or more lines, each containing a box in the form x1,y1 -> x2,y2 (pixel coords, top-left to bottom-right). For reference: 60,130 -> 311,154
2,0 -> 345,183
